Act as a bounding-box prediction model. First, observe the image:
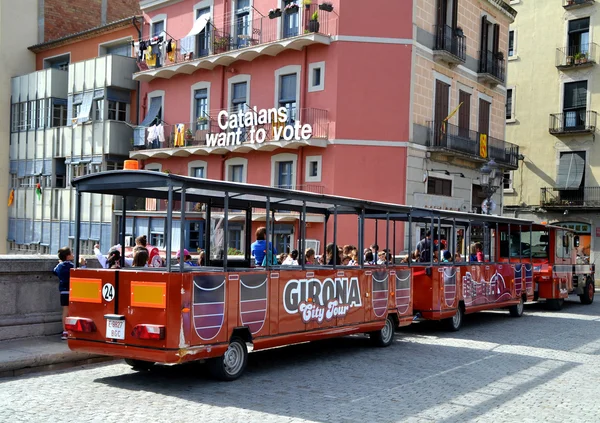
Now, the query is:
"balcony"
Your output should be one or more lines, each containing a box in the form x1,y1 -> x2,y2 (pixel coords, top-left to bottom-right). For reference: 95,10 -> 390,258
556,43 -> 597,69
272,184 -> 325,194
549,110 -> 597,136
478,50 -> 505,85
541,187 -> 600,209
427,121 -> 519,170
563,0 -> 595,10
433,25 -> 466,64
133,5 -> 336,83
131,107 -> 329,160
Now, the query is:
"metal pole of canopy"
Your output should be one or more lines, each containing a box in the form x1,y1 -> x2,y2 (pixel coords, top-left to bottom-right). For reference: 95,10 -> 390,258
223,192 -> 229,271
165,187 -> 173,272
74,191 -> 81,268
120,196 -> 127,268
180,186 -> 186,273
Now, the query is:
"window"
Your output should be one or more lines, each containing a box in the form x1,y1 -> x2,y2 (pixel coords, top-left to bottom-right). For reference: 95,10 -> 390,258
458,90 -> 471,136
94,99 -> 104,121
279,74 -> 297,124
277,161 -> 294,188
231,82 -> 247,113
282,0 -> 299,38
194,88 -> 208,130
503,171 -> 513,192
225,157 -> 247,182
506,88 -> 515,121
427,177 -> 452,196
152,20 -> 165,38
37,99 -> 50,129
106,162 -> 124,171
150,218 -> 165,249
43,53 -> 70,71
28,100 -> 36,130
145,163 -> 163,172
18,102 -> 27,131
228,224 -> 243,252
230,164 -> 243,182
11,104 -> 19,132
102,41 -> 132,57
568,18 -> 590,58
305,155 -> 322,182
196,7 -> 211,57
433,79 -> 450,144
508,30 -> 515,57
192,167 -> 205,178
52,101 -> 67,127
108,100 -> 127,121
308,62 -> 325,92
563,81 -> 587,129
187,221 -> 204,251
479,16 -> 500,73
234,0 -> 251,47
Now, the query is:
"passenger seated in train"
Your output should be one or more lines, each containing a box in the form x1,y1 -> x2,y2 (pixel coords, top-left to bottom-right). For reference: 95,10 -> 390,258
282,250 -> 299,265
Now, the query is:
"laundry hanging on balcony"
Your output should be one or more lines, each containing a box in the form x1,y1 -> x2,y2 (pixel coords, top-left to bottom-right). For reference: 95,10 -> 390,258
133,97 -> 163,147
174,124 -> 186,147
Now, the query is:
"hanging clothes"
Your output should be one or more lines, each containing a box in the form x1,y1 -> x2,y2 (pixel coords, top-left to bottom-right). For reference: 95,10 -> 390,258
145,45 -> 156,67
174,124 -> 186,147
167,40 -> 176,62
156,123 -> 165,143
147,124 -> 158,145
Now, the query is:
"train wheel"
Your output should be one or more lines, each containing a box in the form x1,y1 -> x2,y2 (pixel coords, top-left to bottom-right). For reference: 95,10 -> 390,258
124,359 -> 155,371
207,337 -> 248,381
580,278 -> 595,305
546,298 -> 564,311
369,315 -> 395,347
509,296 -> 524,317
444,307 -> 463,332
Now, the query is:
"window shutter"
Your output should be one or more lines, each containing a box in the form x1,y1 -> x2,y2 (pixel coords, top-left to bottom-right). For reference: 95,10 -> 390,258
493,24 -> 500,54
481,16 -> 488,52
452,0 -> 458,29
478,99 -> 490,135
279,74 -> 297,102
436,0 -> 447,27
459,90 -> 471,130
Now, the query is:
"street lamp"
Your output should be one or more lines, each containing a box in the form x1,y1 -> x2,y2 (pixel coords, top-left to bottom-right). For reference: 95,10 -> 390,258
480,159 -> 502,215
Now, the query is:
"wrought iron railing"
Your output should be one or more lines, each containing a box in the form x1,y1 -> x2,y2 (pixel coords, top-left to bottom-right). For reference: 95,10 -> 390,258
434,25 -> 466,61
478,50 -> 505,82
139,107 -> 329,150
549,110 -> 597,134
563,0 -> 595,8
139,4 -> 335,69
427,121 -> 520,167
273,184 -> 325,194
556,43 -> 597,67
540,187 -> 600,207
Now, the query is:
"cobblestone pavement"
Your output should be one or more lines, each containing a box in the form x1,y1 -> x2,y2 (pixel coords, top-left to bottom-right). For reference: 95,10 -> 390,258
3,298 -> 600,423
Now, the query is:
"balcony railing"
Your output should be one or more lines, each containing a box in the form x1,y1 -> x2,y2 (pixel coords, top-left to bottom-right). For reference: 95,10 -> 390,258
556,43 -> 597,68
563,0 -> 595,9
549,110 -> 597,135
434,25 -> 466,63
478,50 -> 505,84
541,187 -> 600,208
137,108 -> 329,150
427,121 -> 520,168
138,4 -> 333,70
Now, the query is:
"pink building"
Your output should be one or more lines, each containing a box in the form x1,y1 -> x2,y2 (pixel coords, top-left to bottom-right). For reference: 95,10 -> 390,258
127,0 -> 517,258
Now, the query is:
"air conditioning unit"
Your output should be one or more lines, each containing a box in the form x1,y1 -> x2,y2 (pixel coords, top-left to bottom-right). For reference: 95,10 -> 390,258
299,239 -> 320,255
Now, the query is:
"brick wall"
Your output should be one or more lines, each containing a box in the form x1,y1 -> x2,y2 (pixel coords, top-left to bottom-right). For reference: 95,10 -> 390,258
44,0 -> 140,43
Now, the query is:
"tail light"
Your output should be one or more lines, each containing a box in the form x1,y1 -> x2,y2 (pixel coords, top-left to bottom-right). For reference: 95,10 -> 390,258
65,317 -> 97,333
131,324 -> 165,340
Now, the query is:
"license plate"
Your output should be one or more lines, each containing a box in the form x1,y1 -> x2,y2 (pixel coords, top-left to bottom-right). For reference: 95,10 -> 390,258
106,319 -> 125,340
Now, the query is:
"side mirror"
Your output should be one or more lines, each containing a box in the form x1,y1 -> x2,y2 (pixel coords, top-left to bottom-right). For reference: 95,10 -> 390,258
574,235 -> 580,248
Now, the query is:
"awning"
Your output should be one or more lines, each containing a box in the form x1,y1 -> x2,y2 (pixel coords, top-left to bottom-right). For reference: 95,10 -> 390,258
555,152 -> 585,190
140,97 -> 162,126
75,91 -> 94,124
186,13 -> 210,37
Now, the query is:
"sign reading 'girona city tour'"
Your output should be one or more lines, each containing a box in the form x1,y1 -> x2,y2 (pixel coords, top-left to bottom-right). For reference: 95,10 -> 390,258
206,106 -> 313,147
283,277 -> 362,324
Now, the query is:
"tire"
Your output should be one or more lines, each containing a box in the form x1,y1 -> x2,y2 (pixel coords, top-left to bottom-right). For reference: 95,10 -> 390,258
580,278 -> 595,305
509,296 -> 525,317
369,315 -> 396,347
546,298 -> 564,311
443,307 -> 463,332
124,358 -> 155,371
207,337 -> 248,381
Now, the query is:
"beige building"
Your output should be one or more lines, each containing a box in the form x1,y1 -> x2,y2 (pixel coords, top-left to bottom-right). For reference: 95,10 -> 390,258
505,0 -> 599,262
408,0 -> 518,225
0,3 -> 39,254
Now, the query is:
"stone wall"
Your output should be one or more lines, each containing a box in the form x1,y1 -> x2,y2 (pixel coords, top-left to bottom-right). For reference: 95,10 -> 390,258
0,256 -> 99,341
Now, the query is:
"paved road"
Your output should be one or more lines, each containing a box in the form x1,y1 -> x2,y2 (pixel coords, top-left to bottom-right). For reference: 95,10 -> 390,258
3,298 -> 600,423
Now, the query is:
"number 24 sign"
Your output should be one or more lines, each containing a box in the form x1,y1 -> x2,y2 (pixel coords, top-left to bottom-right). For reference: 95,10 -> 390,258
102,283 -> 115,302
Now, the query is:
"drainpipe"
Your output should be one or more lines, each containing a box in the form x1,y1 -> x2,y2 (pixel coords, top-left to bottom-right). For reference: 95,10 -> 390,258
298,46 -> 308,189
132,16 -> 143,124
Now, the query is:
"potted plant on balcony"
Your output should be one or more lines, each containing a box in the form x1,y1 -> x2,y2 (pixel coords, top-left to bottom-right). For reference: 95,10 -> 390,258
197,116 -> 208,124
319,2 -> 334,12
268,8 -> 282,18
185,128 -> 194,145
566,55 -> 574,66
214,35 -> 230,54
285,2 -> 300,13
303,0 -> 311,9
574,52 -> 583,64
495,51 -> 504,61
308,11 -> 320,32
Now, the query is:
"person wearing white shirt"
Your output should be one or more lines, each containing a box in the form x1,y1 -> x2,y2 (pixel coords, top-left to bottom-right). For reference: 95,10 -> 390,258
282,250 -> 299,265
94,244 -> 133,268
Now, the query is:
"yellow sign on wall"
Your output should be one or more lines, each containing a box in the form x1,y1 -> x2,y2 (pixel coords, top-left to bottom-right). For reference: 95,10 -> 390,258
479,134 -> 488,158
